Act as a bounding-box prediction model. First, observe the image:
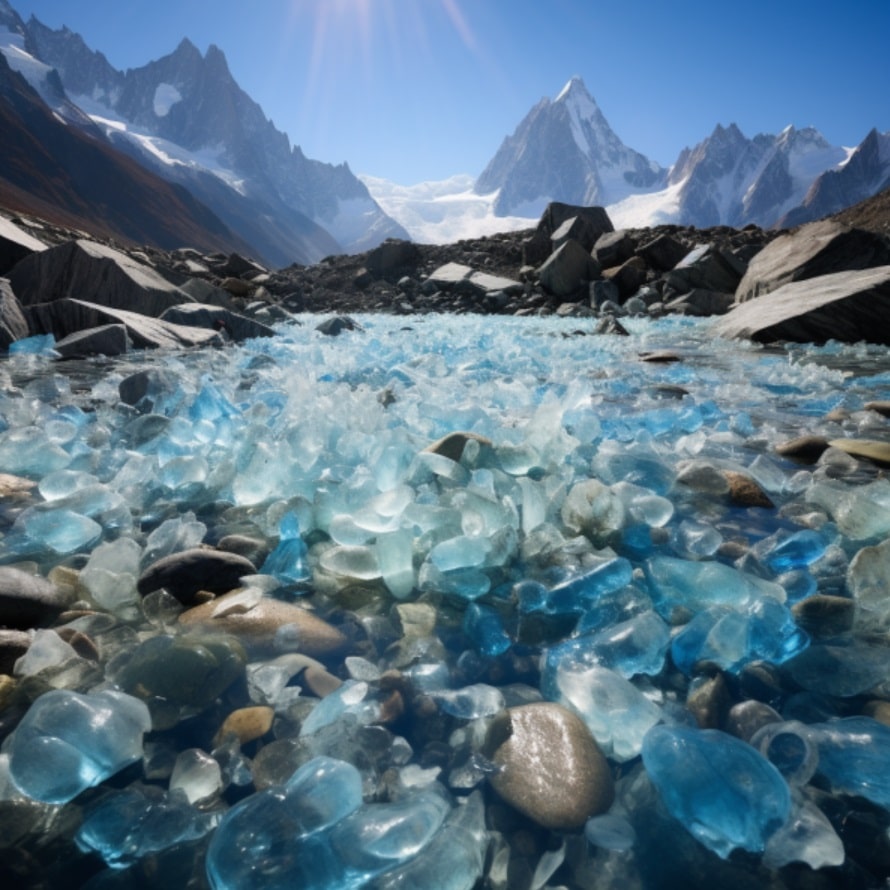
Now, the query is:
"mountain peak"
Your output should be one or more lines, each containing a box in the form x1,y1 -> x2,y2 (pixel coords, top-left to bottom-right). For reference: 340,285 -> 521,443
555,75 -> 589,102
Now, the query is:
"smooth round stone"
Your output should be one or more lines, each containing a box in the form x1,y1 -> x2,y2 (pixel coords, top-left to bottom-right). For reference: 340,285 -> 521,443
0,473 -> 36,500
214,706 -> 274,747
423,431 -> 492,463
0,567 -> 69,630
864,400 -> 890,418
723,471 -> 774,508
0,629 -> 31,674
829,437 -> 890,467
774,435 -> 830,463
178,590 -> 347,657
137,548 -> 258,605
726,700 -> 783,742
791,594 -> 856,638
484,702 -> 614,830
112,634 -> 247,707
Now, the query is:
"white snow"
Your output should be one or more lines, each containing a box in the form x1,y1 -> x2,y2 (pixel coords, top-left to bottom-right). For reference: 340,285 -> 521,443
607,179 -> 686,228
359,174 -> 537,244
153,83 -> 182,117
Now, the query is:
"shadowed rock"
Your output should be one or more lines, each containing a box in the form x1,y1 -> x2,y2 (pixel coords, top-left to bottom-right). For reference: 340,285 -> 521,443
138,548 -> 258,605
0,277 -> 29,348
0,567 -> 68,629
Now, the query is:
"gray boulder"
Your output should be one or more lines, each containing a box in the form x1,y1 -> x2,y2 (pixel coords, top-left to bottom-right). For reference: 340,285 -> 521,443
25,298 -> 223,350
551,214 -> 605,252
665,244 -> 743,295
589,278 -> 620,308
735,219 -> 890,303
160,304 -> 275,341
365,239 -> 421,276
593,230 -> 635,268
524,203 -> 613,266
8,239 -> 196,315
119,368 -> 181,411
665,288 -> 735,317
0,278 -> 29,348
55,324 -> 131,358
713,265 -> 890,344
637,233 -> 688,272
538,240 -> 600,297
0,215 -> 46,277
604,255 -> 648,299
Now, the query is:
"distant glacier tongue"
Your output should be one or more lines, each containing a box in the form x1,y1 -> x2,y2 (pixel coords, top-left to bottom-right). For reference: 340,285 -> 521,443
3,312 -> 890,887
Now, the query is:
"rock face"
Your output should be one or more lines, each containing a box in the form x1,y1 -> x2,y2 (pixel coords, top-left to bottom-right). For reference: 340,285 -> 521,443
714,266 -> 890,344
0,214 -> 46,276
484,702 -> 614,830
9,239 -> 195,314
0,276 -> 28,346
734,219 -> 890,303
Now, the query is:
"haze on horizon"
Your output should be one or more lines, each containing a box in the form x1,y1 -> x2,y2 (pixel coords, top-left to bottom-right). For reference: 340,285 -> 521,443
10,0 -> 890,185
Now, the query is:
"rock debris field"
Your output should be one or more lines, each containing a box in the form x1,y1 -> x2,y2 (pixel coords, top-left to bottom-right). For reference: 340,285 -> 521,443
3,199 -> 890,888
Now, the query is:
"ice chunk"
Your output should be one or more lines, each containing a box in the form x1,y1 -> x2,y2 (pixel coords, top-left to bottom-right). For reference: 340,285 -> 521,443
7,689 -> 151,804
261,511 -> 310,584
463,603 -> 511,657
644,556 -> 786,621
544,557 -> 634,615
762,791 -> 845,870
80,536 -> 142,614
585,812 -> 637,851
545,610 -> 670,679
376,529 -> 416,600
670,599 -> 808,676
543,663 -> 661,761
319,545 -> 381,581
432,684 -> 505,720
76,787 -> 216,868
429,535 -> 490,572
848,536 -> 890,631
804,716 -> 890,810
641,724 -> 791,858
13,629 -> 79,677
806,478 -> 890,541
788,641 -> 890,697
749,721 -> 818,786
670,519 -> 722,560
762,529 -> 827,574
170,748 -> 223,805
300,680 -> 376,736
13,506 -> 102,555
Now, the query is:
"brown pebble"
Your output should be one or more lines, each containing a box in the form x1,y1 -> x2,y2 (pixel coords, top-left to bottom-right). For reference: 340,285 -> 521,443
214,706 -> 274,747
378,690 -> 405,725
686,673 -> 731,730
0,674 -> 15,710
862,700 -> 890,727
423,431 -> 492,463
55,628 -> 100,661
301,664 -> 343,698
775,435 -> 830,463
791,594 -> 856,639
0,473 -> 36,500
723,471 -> 774,508
828,438 -> 890,467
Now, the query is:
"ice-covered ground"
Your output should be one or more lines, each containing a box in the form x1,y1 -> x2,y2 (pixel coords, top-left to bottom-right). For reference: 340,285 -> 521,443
3,314 -> 890,887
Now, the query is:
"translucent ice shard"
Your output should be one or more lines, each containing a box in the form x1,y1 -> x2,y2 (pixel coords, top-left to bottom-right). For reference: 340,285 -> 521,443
7,689 -> 151,804
641,724 -> 791,858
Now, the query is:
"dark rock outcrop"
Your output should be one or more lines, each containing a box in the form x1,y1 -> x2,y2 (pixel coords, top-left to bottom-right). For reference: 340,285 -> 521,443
0,276 -> 28,347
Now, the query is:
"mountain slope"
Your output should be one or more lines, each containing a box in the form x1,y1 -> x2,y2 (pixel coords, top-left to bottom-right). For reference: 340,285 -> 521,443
23,11 -> 408,264
475,77 -> 664,217
780,129 -> 890,228
0,49 -> 256,257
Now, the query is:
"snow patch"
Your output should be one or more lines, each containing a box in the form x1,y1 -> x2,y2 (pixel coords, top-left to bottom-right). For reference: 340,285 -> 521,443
153,83 -> 182,117
360,175 -> 537,244
607,179 -> 685,228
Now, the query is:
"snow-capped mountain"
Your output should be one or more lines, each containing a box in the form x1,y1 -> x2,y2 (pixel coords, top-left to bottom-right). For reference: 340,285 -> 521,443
475,76 -> 665,218
11,7 -> 407,265
780,128 -> 890,227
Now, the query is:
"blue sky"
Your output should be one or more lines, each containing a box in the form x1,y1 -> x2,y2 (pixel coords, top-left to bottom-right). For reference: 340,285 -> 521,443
11,0 -> 890,183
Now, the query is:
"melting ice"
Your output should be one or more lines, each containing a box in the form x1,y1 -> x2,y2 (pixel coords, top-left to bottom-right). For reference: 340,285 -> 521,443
2,313 -> 890,886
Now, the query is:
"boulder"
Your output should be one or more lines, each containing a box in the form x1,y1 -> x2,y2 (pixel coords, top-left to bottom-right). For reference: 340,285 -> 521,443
54,324 -> 130,358
524,203 -> 613,265
8,239 -> 195,315
713,266 -> 890,345
0,215 -> 46,276
0,278 -> 29,348
735,220 -> 890,303
589,278 -> 620,308
664,244 -> 744,295
551,215 -> 605,252
315,316 -> 362,336
484,702 -> 614,830
592,230 -> 635,268
25,298 -> 224,350
160,304 -> 275,341
603,255 -> 648,299
539,240 -> 600,297
119,368 -> 181,411
664,288 -> 735,317
365,239 -> 421,276
637,233 -> 688,272
426,262 -> 473,289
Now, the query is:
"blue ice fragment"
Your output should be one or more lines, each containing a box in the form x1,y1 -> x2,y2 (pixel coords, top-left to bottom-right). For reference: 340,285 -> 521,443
283,756 -> 364,835
330,790 -> 449,880
545,610 -> 670,679
575,584 -> 654,635
749,721 -> 818,787
763,530 -> 827,574
788,641 -> 890,697
463,603 -> 511,657
261,511 -> 310,583
804,717 -> 890,810
76,788 -> 216,868
514,579 -> 549,614
671,599 -> 808,676
777,569 -> 817,604
644,555 -> 787,621
429,536 -> 490,572
544,557 -> 633,615
642,724 -> 791,858
300,680 -> 376,737
433,684 -> 504,719
7,689 -> 151,804
9,333 -> 57,355
188,377 -> 239,423
15,506 -> 103,555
